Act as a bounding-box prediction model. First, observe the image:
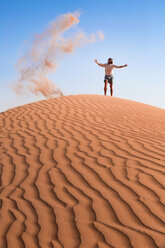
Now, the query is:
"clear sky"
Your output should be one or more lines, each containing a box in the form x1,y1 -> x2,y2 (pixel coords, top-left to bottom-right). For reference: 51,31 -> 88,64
1,0 -> 165,112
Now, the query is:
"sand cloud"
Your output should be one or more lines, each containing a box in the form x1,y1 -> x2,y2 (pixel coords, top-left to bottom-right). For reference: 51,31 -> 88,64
14,12 -> 104,98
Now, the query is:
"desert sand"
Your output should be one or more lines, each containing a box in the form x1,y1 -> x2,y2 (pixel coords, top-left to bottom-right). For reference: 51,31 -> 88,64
0,94 -> 165,248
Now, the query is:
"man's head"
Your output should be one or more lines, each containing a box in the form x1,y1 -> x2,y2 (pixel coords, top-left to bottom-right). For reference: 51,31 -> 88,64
108,58 -> 113,64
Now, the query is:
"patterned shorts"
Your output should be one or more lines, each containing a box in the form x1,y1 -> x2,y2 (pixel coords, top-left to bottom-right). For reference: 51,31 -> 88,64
104,75 -> 113,84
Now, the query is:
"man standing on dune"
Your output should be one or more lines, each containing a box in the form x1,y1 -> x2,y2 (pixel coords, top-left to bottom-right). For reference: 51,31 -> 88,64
95,58 -> 128,96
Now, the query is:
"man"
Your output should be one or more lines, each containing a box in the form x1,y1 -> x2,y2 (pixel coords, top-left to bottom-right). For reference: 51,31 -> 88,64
95,58 -> 128,96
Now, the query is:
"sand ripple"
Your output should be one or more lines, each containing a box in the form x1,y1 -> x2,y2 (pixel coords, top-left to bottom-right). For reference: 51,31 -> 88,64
0,95 -> 165,248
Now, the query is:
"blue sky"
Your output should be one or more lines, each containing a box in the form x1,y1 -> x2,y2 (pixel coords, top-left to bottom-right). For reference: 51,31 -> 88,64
0,0 -> 165,112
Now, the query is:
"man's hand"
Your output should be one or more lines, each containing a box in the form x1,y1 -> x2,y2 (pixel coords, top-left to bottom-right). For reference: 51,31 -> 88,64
94,59 -> 98,64
124,64 -> 128,67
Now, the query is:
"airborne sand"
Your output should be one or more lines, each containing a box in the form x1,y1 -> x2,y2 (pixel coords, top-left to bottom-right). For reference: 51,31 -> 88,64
0,95 -> 165,248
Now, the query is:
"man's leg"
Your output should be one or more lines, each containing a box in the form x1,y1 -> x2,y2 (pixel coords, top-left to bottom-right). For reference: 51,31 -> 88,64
104,81 -> 108,95
110,82 -> 113,96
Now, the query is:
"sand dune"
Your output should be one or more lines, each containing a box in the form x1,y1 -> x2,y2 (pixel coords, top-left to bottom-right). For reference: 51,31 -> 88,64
0,94 -> 165,248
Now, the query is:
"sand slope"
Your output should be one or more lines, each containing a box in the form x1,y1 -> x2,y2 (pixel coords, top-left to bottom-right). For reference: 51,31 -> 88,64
0,94 -> 165,248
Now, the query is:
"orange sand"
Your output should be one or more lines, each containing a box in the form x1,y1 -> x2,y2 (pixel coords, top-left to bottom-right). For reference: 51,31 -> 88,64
0,94 -> 165,248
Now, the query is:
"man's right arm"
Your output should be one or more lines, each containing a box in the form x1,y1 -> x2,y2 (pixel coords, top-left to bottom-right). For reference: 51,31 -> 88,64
94,59 -> 106,67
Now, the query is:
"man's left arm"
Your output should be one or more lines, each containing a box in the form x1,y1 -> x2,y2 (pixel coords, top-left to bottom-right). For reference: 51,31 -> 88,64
113,64 -> 128,68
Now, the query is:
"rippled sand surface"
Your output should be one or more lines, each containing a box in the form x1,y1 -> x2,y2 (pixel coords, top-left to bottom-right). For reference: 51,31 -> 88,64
0,95 -> 165,248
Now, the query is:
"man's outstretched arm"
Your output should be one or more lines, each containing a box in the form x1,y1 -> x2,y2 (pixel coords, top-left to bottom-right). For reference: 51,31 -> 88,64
94,59 -> 106,67
113,64 -> 128,68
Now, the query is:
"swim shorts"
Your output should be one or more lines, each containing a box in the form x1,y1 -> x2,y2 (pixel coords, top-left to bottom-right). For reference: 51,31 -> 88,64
104,75 -> 113,84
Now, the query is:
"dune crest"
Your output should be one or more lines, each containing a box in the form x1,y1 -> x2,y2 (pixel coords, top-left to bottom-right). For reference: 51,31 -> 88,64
0,95 -> 165,248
